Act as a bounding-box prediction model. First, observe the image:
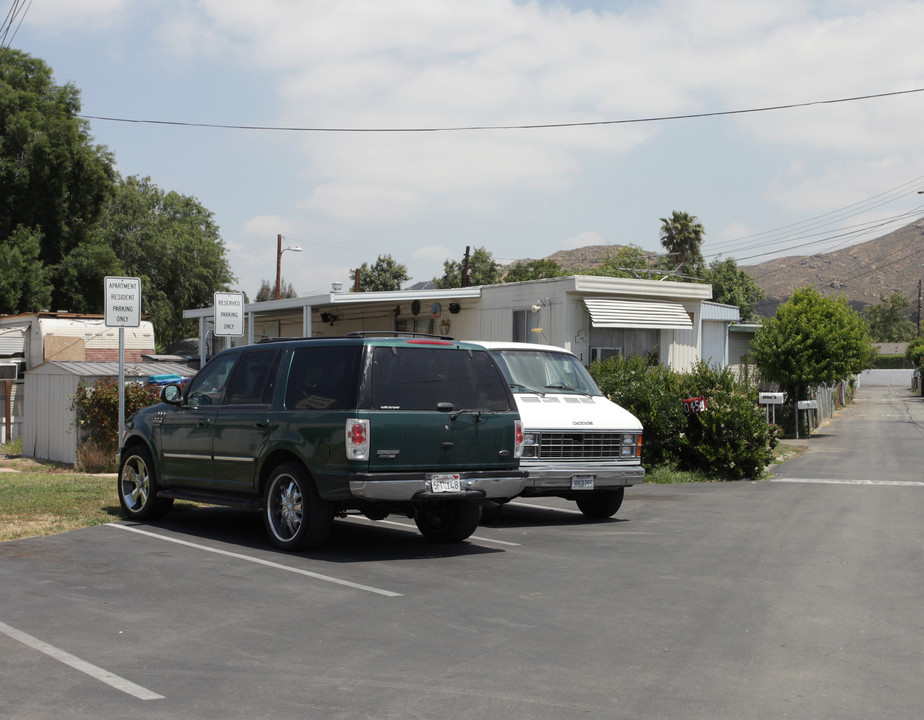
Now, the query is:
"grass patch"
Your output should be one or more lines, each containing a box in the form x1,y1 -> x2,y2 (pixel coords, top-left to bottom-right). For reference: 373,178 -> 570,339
644,466 -> 718,484
0,472 -> 120,542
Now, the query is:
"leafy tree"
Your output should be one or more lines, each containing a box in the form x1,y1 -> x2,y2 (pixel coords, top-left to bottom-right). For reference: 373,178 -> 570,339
750,287 -> 872,403
503,258 -> 565,283
703,257 -> 764,322
434,246 -> 501,288
255,279 -> 297,302
350,254 -> 409,291
0,48 -> 115,313
862,292 -> 915,343
905,336 -> 924,367
659,211 -> 705,277
587,243 -> 655,279
95,175 -> 236,348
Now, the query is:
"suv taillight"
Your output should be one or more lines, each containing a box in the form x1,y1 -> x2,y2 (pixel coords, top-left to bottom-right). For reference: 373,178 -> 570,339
514,420 -> 524,459
346,419 -> 370,460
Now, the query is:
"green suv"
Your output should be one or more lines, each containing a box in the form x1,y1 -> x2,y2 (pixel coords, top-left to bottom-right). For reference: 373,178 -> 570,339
117,333 -> 526,550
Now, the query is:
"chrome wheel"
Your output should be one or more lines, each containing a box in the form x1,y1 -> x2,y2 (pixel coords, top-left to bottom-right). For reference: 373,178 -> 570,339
117,446 -> 173,520
263,463 -> 333,551
267,476 -> 303,542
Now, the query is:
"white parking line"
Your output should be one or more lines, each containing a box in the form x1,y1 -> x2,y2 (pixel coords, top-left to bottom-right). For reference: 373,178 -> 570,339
769,477 -> 924,486
108,523 -> 403,597
509,501 -> 582,514
0,620 -> 164,700
342,515 -> 522,546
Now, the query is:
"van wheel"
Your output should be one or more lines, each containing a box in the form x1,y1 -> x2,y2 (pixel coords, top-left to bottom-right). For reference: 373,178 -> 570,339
118,446 -> 173,520
264,463 -> 333,551
415,500 -> 482,542
575,488 -> 624,519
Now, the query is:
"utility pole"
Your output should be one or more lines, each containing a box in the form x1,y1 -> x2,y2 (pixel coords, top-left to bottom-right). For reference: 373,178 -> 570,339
918,278 -> 921,337
461,246 -> 471,287
275,234 -> 283,301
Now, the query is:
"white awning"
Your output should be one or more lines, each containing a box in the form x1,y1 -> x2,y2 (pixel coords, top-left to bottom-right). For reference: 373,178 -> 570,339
583,298 -> 694,330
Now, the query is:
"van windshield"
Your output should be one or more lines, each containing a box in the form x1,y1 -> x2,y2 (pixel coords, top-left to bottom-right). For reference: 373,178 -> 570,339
370,346 -> 511,411
488,349 -> 602,396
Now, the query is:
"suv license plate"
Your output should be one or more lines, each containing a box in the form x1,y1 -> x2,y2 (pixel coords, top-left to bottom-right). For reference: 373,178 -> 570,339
430,475 -> 462,493
571,475 -> 595,490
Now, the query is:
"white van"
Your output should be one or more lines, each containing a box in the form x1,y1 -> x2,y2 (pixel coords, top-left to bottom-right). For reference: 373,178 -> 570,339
473,341 -> 644,518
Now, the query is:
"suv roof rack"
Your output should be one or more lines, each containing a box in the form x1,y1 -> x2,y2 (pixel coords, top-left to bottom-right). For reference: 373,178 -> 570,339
344,331 -> 455,341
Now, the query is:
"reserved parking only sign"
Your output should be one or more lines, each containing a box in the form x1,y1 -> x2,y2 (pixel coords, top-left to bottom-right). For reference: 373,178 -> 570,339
214,292 -> 245,336
104,276 -> 141,328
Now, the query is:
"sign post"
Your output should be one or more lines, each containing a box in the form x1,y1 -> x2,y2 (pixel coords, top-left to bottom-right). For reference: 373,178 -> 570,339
104,277 -> 142,450
758,392 -> 785,425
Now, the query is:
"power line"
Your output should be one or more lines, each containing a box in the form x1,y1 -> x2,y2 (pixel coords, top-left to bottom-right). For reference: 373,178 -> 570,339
1,0 -> 31,48
78,87 -> 924,134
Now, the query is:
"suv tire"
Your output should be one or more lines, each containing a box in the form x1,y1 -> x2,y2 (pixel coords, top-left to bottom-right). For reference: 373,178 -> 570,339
264,462 -> 333,551
414,500 -> 482,542
118,446 -> 174,520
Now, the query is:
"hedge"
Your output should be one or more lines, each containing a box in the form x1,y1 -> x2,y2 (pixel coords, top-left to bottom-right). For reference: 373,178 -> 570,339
590,356 -> 779,480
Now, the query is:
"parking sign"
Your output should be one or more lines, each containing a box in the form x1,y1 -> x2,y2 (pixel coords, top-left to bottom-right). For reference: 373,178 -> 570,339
104,277 -> 141,328
214,292 -> 245,336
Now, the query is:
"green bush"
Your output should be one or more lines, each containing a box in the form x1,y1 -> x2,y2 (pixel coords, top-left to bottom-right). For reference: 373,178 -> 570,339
590,357 -> 779,480
71,378 -> 163,456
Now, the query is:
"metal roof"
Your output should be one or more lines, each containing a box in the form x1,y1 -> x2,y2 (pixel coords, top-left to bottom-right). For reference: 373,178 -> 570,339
25,361 -> 195,378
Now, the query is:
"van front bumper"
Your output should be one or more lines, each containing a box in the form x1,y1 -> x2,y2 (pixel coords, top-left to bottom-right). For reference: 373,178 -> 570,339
349,470 -> 528,502
520,461 -> 644,492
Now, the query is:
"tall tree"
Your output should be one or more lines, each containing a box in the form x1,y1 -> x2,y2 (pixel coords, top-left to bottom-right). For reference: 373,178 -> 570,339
703,257 -> 764,322
96,175 -> 235,348
434,246 -> 501,288
503,258 -> 565,283
750,287 -> 872,402
862,292 -> 914,343
0,48 -> 115,313
256,279 -> 297,302
659,211 -> 705,277
350,254 -> 409,292
589,243 -> 655,279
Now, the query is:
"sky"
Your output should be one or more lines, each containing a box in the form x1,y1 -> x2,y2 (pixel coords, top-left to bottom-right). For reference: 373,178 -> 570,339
7,0 -> 924,298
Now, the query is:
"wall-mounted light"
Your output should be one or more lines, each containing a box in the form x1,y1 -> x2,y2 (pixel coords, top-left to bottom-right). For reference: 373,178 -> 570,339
448,302 -> 461,314
320,312 -> 338,326
530,298 -> 550,313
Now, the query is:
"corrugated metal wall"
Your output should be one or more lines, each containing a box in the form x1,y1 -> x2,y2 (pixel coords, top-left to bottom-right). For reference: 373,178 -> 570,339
701,321 -> 728,367
23,372 -> 81,464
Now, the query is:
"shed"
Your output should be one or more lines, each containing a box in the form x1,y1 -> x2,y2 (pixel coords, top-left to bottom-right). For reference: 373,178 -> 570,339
23,361 -> 194,464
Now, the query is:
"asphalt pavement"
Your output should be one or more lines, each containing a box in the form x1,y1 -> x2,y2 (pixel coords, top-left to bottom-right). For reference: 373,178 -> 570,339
1,384 -> 923,719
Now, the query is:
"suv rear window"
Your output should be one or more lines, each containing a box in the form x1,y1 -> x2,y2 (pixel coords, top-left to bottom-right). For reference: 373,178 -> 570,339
370,346 -> 511,411
285,345 -> 361,410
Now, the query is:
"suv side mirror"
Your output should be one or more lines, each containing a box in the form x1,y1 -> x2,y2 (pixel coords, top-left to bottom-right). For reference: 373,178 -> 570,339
161,384 -> 184,405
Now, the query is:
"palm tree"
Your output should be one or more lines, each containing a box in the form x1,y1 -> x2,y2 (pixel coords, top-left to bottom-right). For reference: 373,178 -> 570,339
659,211 -> 705,276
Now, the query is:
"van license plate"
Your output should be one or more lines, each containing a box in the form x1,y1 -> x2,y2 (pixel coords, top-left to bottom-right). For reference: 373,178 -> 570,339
571,475 -> 595,490
430,475 -> 462,493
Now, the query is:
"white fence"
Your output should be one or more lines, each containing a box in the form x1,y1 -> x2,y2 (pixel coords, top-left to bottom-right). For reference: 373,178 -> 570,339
857,369 -> 915,388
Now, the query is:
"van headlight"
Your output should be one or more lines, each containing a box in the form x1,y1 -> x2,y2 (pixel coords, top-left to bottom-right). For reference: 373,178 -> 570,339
521,432 -> 540,459
621,433 -> 640,457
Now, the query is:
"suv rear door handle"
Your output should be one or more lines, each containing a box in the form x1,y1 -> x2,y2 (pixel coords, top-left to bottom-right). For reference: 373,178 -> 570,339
197,419 -> 210,427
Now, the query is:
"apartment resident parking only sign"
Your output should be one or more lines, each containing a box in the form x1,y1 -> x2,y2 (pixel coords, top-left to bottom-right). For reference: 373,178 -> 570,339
104,276 -> 141,328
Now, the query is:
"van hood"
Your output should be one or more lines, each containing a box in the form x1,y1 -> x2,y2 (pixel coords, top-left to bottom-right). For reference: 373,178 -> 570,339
513,393 -> 642,431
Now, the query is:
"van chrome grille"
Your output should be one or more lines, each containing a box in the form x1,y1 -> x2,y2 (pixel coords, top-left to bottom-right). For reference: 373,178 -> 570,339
539,432 -> 624,459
